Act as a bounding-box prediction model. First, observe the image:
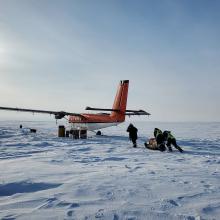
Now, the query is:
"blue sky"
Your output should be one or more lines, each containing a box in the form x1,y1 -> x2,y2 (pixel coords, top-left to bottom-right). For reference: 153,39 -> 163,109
0,0 -> 219,121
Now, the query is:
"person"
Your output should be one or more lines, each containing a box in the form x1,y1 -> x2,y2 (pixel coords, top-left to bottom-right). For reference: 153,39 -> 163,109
163,130 -> 183,153
144,128 -> 166,151
126,123 -> 138,147
153,128 -> 166,150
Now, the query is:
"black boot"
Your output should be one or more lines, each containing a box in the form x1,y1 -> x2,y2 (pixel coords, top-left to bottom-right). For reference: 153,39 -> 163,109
168,146 -> 173,152
158,144 -> 166,152
177,146 -> 183,153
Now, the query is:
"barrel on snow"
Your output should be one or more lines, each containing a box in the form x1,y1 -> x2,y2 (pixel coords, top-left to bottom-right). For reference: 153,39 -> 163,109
58,126 -> 87,139
65,130 -> 70,137
80,129 -> 87,139
70,129 -> 87,139
58,125 -> 65,137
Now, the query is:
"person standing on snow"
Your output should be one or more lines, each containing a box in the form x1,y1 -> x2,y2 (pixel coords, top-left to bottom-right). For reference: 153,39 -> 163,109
163,130 -> 183,153
126,123 -> 138,148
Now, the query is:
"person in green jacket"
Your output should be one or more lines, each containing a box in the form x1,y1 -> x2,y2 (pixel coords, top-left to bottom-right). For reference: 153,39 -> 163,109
152,128 -> 166,151
163,130 -> 183,153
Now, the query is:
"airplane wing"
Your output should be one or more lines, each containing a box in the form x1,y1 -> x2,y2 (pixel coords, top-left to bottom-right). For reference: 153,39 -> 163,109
0,106 -> 85,119
125,109 -> 150,116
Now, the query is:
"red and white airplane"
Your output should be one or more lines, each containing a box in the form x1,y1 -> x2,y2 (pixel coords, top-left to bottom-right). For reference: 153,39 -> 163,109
0,80 -> 150,131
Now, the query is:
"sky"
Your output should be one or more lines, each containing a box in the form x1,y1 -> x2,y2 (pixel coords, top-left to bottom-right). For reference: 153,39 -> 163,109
0,0 -> 220,122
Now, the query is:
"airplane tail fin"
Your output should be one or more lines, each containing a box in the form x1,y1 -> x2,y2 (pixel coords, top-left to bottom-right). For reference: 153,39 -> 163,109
85,80 -> 149,120
110,80 -> 129,122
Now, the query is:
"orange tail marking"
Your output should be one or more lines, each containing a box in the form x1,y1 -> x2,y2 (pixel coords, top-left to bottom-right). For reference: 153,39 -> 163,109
111,80 -> 129,122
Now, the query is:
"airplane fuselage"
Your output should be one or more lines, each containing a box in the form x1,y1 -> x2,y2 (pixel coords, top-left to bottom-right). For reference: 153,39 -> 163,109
68,113 -> 124,130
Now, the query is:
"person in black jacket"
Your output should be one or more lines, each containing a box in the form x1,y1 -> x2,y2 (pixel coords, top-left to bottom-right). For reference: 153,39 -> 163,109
126,123 -> 138,147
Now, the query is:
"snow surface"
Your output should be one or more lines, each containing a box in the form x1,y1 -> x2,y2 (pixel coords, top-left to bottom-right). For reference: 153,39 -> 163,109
0,121 -> 220,220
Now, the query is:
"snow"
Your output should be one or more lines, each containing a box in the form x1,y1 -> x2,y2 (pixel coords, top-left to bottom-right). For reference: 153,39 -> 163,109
0,121 -> 220,220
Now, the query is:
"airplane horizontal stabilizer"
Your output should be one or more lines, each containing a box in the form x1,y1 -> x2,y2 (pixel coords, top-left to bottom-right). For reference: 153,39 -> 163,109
85,107 -> 119,112
86,107 -> 150,116
85,107 -> 150,116
125,109 -> 150,116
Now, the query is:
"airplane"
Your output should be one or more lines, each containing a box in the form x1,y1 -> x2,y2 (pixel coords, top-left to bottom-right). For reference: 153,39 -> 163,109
0,80 -> 150,132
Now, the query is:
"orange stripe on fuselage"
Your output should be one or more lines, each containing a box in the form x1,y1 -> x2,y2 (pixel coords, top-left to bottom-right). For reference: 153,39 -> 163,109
69,114 -> 120,123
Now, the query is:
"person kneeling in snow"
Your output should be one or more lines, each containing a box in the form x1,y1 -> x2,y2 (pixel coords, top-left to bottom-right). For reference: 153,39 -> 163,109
163,131 -> 183,153
144,128 -> 166,151
144,138 -> 166,152
126,123 -> 138,148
